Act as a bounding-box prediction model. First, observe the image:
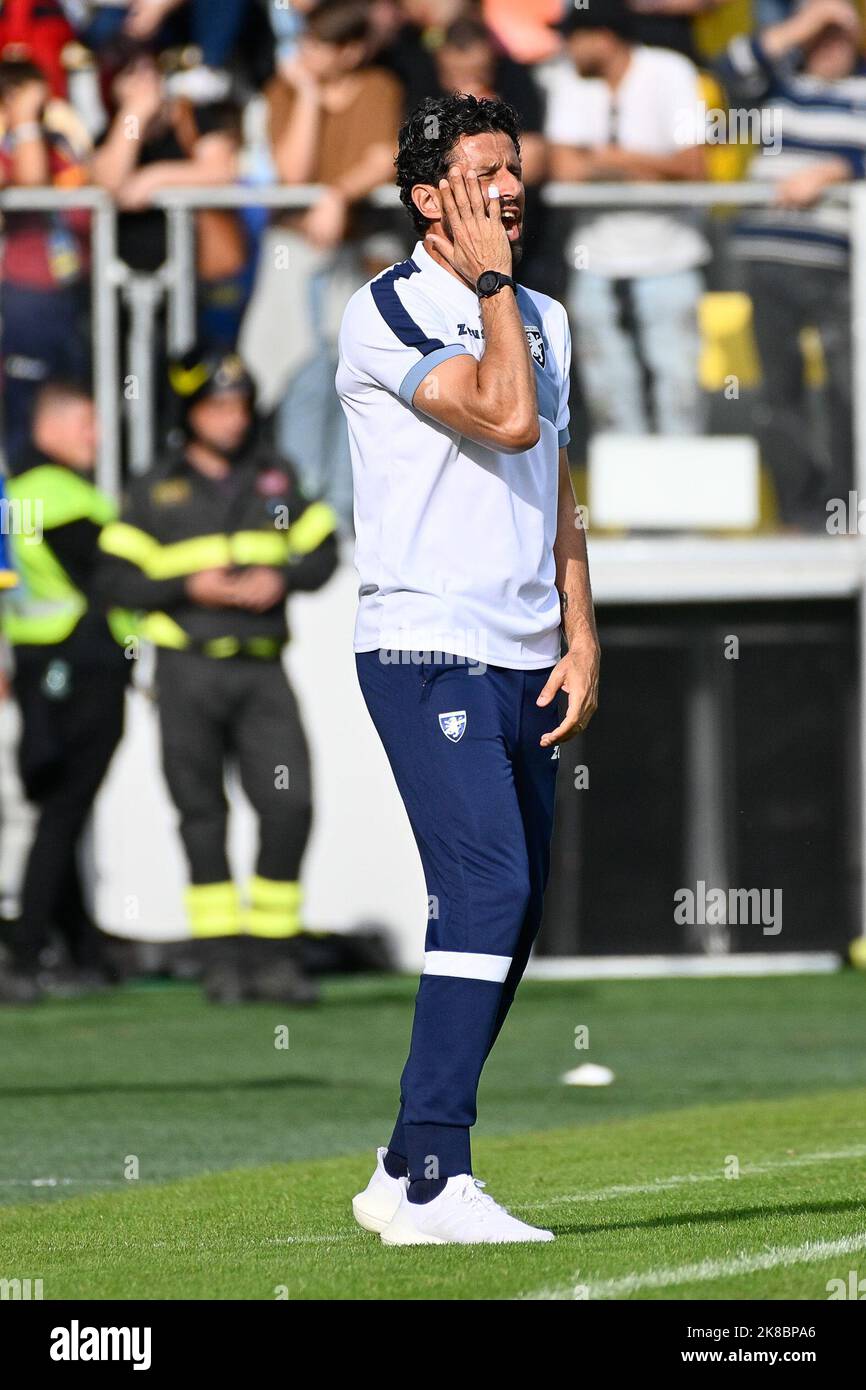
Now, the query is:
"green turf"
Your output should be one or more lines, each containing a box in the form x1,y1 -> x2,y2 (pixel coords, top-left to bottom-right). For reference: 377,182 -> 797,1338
1,972 -> 865,1298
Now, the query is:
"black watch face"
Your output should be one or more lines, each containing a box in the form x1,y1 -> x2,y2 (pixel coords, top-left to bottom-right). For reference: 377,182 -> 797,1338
478,272 -> 499,295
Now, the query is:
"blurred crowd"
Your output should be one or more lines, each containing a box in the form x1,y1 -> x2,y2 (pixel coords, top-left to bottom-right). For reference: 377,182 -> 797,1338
0,0 -> 865,528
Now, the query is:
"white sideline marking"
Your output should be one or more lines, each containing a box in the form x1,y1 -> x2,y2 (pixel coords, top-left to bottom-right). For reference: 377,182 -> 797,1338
0,1177 -> 116,1187
525,1232 -> 866,1300
522,1144 -> 866,1211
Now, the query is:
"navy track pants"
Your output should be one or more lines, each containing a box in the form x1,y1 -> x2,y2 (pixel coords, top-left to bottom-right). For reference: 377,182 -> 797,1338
356,649 -> 560,1181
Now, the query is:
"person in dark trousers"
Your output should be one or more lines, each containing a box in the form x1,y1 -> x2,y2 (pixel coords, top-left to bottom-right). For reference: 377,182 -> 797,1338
0,380 -> 131,1004
97,347 -> 338,1004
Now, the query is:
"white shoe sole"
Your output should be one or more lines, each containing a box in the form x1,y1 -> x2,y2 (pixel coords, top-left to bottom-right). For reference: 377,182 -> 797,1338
380,1222 -> 554,1247
380,1222 -> 445,1246
352,1194 -> 396,1234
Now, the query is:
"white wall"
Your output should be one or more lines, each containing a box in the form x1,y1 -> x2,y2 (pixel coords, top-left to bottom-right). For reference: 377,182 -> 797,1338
88,560 -> 427,969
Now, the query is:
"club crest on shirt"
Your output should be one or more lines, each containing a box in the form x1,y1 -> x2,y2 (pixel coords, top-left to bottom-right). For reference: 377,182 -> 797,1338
525,326 -> 545,369
438,710 -> 467,743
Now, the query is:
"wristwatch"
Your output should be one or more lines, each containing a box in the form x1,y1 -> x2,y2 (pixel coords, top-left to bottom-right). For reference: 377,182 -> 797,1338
476,271 -> 517,299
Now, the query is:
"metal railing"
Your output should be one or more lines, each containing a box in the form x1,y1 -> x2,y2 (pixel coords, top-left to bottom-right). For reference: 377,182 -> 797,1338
4,179 -> 863,494
0,185 -> 122,496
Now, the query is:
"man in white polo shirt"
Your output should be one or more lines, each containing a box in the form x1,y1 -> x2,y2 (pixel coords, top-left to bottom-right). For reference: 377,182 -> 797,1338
337,93 -> 600,1245
545,0 -> 709,436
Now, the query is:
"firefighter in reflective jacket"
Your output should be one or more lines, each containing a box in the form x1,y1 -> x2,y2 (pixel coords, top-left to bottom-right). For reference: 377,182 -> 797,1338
98,348 -> 338,1004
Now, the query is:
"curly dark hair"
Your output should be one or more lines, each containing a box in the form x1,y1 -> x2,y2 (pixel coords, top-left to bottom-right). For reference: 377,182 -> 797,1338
395,94 -> 522,235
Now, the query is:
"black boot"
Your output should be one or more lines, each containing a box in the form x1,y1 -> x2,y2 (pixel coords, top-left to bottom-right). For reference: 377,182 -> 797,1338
0,961 -> 42,1005
198,937 -> 246,1004
242,937 -> 320,1006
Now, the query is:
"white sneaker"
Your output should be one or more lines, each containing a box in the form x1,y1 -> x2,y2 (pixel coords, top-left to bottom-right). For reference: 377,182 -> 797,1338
380,1174 -> 555,1246
352,1147 -> 406,1233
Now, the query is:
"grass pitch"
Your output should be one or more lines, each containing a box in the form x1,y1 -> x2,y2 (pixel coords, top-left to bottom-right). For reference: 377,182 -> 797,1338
1,972 -> 865,1299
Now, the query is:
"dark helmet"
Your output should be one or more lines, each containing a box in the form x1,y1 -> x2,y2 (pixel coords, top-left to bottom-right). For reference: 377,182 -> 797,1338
167,346 -> 257,416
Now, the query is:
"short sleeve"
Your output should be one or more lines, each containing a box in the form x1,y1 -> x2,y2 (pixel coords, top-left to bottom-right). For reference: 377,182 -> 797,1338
340,269 -> 471,404
544,63 -> 587,146
657,55 -> 703,150
556,307 -> 572,449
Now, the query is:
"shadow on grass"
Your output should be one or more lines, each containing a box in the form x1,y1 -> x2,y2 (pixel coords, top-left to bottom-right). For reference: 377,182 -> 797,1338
550,1195 -> 866,1239
0,1075 -> 329,1101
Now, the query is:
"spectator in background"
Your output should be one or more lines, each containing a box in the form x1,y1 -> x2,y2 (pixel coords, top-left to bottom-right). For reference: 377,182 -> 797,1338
377,0 -> 473,110
546,0 -> 709,437
240,0 -> 402,527
481,0 -> 562,64
0,59 -> 92,469
434,16 -> 546,183
92,47 -> 248,347
69,0 -> 249,102
1,381 -> 129,1004
0,0 -> 74,97
716,0 -> 866,529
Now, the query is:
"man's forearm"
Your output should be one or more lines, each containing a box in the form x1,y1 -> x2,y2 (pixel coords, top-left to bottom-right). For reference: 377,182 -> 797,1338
92,118 -> 141,194
10,130 -> 50,186
476,287 -> 538,447
591,146 -> 706,183
334,143 -> 395,203
554,452 -> 597,650
274,88 -> 322,184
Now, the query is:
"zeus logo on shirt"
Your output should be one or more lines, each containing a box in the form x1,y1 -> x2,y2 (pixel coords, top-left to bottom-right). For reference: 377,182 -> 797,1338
458,323 -> 484,340
439,711 -> 467,743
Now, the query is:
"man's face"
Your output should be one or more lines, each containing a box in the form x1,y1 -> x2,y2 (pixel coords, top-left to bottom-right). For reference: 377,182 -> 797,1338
34,397 -> 98,472
806,25 -> 859,79
436,40 -> 496,97
567,30 -> 617,78
437,130 -> 525,263
188,392 -> 252,455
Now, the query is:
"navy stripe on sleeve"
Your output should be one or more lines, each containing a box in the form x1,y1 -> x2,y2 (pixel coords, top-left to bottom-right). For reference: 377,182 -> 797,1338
370,259 -> 446,355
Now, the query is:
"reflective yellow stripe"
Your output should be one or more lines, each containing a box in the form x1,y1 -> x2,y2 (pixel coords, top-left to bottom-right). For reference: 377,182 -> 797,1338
100,526 -> 232,579
4,605 -> 83,645
102,521 -> 324,579
287,502 -> 337,557
107,607 -> 139,648
185,881 -> 241,939
203,636 -> 240,658
245,637 -> 282,659
140,611 -> 189,649
99,521 -> 160,570
152,535 -> 231,578
8,465 -> 116,530
229,531 -> 290,567
246,877 -> 302,939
